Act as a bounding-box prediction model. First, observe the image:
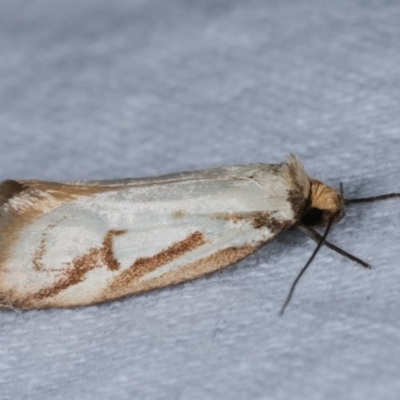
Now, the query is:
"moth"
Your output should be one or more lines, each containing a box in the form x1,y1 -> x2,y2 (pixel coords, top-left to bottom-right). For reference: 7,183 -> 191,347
0,155 -> 396,312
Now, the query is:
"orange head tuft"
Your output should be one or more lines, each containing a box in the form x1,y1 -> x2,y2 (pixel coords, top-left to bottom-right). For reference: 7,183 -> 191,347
301,179 -> 344,226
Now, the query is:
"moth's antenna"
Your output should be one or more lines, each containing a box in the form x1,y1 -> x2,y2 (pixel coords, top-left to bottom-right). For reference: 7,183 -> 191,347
298,225 -> 370,269
279,217 -> 334,316
345,193 -> 400,205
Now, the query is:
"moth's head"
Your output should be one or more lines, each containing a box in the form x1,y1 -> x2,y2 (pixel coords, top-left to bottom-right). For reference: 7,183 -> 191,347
301,179 -> 345,227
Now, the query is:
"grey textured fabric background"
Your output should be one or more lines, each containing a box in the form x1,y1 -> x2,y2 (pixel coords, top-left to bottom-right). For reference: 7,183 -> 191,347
1,1 -> 400,399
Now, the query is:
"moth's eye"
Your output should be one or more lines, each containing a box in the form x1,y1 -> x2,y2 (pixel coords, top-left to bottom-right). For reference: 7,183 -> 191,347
301,207 -> 323,226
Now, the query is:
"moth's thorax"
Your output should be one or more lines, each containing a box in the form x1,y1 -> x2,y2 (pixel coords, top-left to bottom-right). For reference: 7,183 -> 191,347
301,179 -> 344,226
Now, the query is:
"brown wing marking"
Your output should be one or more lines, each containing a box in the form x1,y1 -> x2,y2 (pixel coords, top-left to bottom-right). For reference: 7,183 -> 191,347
30,229 -> 127,302
172,209 -> 186,219
108,243 -> 264,302
101,230 -> 127,271
33,217 -> 68,272
213,211 -> 293,233
0,180 -> 124,276
106,231 -> 206,296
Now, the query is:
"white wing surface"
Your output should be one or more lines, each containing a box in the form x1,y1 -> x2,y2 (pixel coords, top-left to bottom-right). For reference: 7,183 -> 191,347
0,159 -> 309,308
